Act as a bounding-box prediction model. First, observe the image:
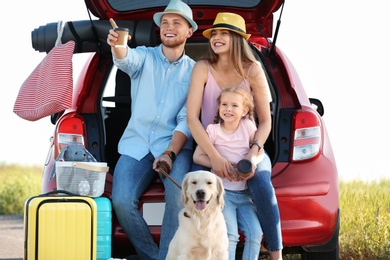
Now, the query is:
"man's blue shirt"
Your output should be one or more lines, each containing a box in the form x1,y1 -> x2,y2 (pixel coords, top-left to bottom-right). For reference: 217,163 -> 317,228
113,44 -> 194,160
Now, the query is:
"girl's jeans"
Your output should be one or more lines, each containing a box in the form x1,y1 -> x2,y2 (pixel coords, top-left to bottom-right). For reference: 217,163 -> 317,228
223,189 -> 263,260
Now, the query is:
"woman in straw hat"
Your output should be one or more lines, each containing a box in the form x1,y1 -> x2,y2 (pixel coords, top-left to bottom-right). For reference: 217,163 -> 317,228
187,12 -> 283,259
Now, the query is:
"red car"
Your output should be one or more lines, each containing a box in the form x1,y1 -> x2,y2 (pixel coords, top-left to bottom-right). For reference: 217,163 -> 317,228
30,0 -> 339,258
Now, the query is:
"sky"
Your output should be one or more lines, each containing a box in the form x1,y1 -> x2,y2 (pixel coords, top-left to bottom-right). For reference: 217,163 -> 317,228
1,0 -> 389,182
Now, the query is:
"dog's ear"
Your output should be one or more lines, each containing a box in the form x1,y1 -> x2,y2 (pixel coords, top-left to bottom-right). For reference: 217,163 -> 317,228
181,173 -> 190,205
215,176 -> 225,208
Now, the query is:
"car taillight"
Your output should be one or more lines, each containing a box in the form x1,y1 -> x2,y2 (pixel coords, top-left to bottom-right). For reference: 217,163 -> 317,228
55,117 -> 86,158
291,110 -> 322,161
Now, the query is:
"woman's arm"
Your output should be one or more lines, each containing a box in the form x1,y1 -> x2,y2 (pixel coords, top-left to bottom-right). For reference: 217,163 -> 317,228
251,63 -> 272,144
193,145 -> 212,168
242,62 -> 271,180
187,61 -> 235,180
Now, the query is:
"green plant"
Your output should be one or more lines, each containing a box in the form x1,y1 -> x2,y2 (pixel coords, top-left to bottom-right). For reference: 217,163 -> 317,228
339,179 -> 390,259
0,164 -> 42,215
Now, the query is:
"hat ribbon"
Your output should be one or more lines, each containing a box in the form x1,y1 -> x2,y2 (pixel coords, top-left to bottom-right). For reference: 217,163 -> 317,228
211,23 -> 246,35
164,8 -> 189,17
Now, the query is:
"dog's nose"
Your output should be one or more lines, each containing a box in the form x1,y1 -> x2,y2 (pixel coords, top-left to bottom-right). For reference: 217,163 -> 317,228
196,189 -> 205,200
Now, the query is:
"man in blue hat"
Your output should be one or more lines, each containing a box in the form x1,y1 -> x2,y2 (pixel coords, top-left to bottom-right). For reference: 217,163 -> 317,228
107,0 -> 197,259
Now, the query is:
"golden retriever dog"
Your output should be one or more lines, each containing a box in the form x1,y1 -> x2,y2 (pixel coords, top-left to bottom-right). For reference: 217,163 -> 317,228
166,170 -> 229,260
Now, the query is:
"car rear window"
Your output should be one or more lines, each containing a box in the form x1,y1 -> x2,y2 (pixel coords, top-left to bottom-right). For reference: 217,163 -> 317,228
108,0 -> 261,11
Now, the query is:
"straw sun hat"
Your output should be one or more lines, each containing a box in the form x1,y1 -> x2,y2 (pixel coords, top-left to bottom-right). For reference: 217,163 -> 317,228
203,12 -> 251,40
153,0 -> 198,32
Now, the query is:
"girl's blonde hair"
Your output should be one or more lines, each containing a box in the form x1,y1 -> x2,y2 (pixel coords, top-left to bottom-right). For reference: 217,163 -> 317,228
214,87 -> 255,124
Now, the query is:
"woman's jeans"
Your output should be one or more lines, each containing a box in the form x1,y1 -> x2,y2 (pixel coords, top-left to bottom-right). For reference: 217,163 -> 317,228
112,150 -> 192,260
247,153 -> 283,252
223,189 -> 263,260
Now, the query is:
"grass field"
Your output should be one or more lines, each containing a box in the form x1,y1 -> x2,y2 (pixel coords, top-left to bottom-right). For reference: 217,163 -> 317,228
0,163 -> 389,259
339,180 -> 390,259
0,163 -> 42,215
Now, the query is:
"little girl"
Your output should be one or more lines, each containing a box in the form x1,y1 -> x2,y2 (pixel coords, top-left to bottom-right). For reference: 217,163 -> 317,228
193,87 -> 263,259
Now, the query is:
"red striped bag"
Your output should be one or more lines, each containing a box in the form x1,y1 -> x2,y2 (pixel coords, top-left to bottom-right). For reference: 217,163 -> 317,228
13,40 -> 75,121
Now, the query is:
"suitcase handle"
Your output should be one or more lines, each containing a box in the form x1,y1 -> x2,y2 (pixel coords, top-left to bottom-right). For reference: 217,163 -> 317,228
72,162 -> 109,172
42,190 -> 79,196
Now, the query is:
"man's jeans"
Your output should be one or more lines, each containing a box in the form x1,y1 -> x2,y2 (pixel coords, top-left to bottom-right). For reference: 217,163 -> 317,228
112,150 -> 192,260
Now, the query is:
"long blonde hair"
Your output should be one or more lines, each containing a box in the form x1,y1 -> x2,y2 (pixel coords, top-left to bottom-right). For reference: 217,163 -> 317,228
202,31 -> 258,79
214,87 -> 255,124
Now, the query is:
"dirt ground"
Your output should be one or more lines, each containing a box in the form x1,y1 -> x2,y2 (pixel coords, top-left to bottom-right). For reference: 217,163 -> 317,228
0,214 -> 23,260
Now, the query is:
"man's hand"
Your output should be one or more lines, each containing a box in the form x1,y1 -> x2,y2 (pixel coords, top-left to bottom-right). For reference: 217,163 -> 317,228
107,18 -> 131,58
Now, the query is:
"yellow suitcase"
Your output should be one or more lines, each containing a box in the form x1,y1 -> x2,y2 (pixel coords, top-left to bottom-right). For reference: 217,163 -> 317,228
24,192 -> 97,260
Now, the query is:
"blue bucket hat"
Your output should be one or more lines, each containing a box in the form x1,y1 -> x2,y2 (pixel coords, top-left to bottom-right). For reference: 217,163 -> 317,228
153,0 -> 198,32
